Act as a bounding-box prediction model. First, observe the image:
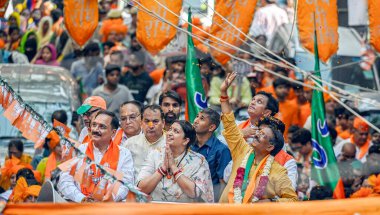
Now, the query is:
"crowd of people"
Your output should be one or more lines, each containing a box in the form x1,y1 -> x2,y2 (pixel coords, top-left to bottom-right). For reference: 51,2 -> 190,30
1,0 -> 380,204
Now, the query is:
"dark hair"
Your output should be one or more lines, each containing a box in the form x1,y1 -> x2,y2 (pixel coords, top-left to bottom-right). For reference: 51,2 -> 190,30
174,120 -> 196,149
0,186 -> 5,194
83,42 -> 100,56
105,64 -> 121,76
309,186 -> 333,200
256,91 -> 279,116
94,110 -> 119,130
120,100 -> 144,115
199,108 -> 221,131
51,110 -> 68,124
258,116 -> 285,134
8,139 -> 24,154
292,82 -> 304,90
213,64 -> 226,78
16,168 -> 35,181
8,26 -> 20,35
328,125 -> 337,143
103,41 -> 115,49
288,125 -> 300,134
368,145 -> 380,155
50,9 -> 62,23
268,126 -> 285,156
273,78 -> 291,89
274,66 -> 289,76
334,107 -> 352,119
159,90 -> 182,106
142,104 -> 164,120
291,128 -> 312,146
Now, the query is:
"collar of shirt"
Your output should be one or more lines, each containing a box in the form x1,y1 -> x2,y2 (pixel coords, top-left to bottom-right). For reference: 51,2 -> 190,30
122,129 -> 143,142
143,133 -> 164,146
91,142 -> 111,164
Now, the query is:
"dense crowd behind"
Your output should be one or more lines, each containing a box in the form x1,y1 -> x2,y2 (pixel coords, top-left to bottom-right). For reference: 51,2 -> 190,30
1,0 -> 380,204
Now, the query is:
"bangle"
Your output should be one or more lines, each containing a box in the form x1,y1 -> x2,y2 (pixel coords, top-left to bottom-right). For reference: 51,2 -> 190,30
174,172 -> 184,182
158,167 -> 167,176
173,169 -> 182,178
220,95 -> 229,100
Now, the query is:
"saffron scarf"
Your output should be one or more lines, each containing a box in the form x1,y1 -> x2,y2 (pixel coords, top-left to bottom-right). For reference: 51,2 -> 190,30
350,135 -> 371,160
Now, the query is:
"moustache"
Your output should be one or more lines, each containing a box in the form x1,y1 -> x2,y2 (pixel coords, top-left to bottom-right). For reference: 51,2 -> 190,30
92,131 -> 101,137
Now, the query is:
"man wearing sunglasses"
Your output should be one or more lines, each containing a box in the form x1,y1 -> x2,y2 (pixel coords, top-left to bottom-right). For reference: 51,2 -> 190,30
76,96 -> 107,144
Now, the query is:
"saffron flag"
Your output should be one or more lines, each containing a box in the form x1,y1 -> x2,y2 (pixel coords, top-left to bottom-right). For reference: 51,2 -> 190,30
368,0 -> 380,52
311,27 -> 345,199
64,0 -> 99,46
297,0 -> 339,62
209,0 -> 257,65
136,0 -> 182,55
185,9 -> 207,123
0,0 -> 10,18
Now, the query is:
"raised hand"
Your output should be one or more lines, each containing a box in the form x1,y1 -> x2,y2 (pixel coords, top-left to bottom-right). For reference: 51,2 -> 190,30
220,72 -> 237,94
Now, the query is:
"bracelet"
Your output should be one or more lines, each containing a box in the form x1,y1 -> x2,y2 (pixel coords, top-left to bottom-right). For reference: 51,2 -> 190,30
173,169 -> 182,179
157,167 -> 167,176
220,95 -> 229,100
174,172 -> 184,182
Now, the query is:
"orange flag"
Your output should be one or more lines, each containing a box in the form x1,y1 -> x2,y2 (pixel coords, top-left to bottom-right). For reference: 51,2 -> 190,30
136,0 -> 182,55
3,100 -> 24,125
297,0 -> 339,62
0,0 -> 10,18
64,0 -> 99,46
209,0 -> 258,65
368,0 -> 380,52
53,119 -> 71,137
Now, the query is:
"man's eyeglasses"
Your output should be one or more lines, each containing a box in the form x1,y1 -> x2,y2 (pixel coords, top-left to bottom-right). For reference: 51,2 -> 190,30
121,114 -> 141,122
83,108 -> 99,117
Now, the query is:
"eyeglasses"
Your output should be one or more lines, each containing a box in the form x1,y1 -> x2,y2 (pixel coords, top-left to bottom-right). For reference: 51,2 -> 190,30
121,114 -> 141,122
83,108 -> 99,117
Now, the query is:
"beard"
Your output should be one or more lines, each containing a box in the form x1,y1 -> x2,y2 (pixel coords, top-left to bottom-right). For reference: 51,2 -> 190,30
164,112 -> 179,125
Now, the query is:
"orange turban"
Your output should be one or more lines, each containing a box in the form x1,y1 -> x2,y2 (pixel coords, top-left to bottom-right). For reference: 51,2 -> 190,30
46,130 -> 60,150
353,117 -> 369,132
100,18 -> 128,42
11,177 -> 41,203
368,174 -> 380,193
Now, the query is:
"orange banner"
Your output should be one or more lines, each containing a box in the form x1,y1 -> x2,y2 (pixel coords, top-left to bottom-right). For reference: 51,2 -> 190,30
136,0 -> 182,55
368,0 -> 380,52
3,197 -> 380,215
0,0 -> 10,18
297,0 -> 339,62
64,0 -> 99,47
3,100 -> 25,125
53,119 -> 71,137
209,0 -> 257,65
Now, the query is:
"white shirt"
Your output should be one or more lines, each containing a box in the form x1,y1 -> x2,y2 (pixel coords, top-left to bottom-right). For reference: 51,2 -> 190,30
333,138 -> 372,163
249,4 -> 289,43
113,128 -> 143,146
78,127 -> 89,144
57,143 -> 134,202
122,133 -> 166,177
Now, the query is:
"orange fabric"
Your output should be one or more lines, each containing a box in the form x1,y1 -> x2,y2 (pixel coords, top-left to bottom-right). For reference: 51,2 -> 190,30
33,170 -> 42,184
11,177 -> 41,203
0,39 -> 5,49
335,126 -> 351,140
44,152 -> 57,181
5,198 -> 380,214
113,129 -> 124,146
258,85 -> 295,100
350,135 -> 371,160
182,18 -> 209,53
149,68 -> 165,85
368,0 -> 380,52
297,0 -> 339,62
351,187 -> 375,198
209,0 -> 258,65
52,17 -> 64,37
99,18 -> 128,43
53,119 -> 71,137
368,174 -> 380,193
299,102 -> 311,127
79,140 -> 119,198
64,0 -> 99,46
46,130 -> 60,150
0,157 -> 32,190
136,0 -> 182,55
353,117 -> 369,132
276,99 -> 300,140
82,96 -> 107,110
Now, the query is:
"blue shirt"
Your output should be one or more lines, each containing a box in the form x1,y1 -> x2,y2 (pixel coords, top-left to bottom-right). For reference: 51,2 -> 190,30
191,136 -> 232,185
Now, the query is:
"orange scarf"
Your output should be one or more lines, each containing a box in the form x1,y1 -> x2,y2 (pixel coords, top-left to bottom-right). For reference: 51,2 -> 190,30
0,157 -> 32,190
350,135 -> 371,159
77,140 -> 120,197
113,129 -> 124,146
11,177 -> 41,203
228,155 -> 269,203
44,152 -> 57,181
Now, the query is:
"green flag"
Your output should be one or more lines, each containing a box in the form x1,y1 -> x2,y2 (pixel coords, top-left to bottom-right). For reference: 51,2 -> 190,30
310,27 -> 345,199
185,8 -> 207,123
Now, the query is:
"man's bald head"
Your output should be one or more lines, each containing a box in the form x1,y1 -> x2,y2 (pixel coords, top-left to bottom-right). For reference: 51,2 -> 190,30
339,143 -> 357,162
